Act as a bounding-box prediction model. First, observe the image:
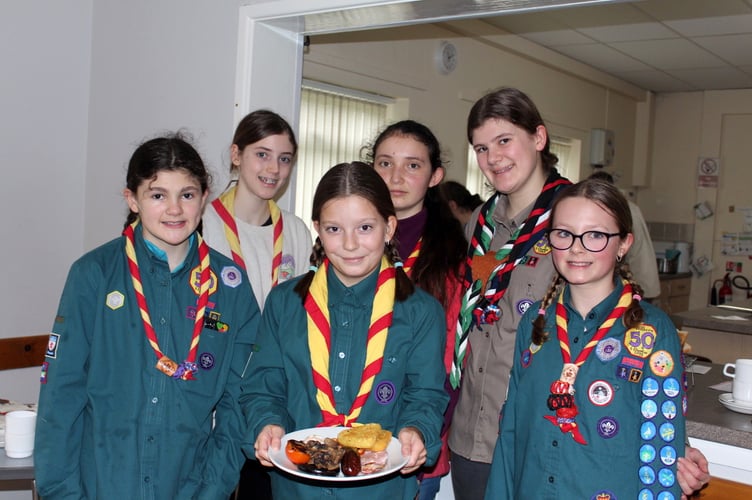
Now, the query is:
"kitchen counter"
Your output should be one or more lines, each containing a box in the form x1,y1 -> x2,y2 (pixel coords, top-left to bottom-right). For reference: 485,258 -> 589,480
658,272 -> 693,281
671,298 -> 752,336
686,363 -> 752,449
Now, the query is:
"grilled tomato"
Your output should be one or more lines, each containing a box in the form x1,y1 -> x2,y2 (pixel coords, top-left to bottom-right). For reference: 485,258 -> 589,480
285,439 -> 311,465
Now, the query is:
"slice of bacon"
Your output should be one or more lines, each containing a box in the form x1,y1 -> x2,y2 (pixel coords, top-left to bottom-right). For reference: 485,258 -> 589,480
359,450 -> 389,474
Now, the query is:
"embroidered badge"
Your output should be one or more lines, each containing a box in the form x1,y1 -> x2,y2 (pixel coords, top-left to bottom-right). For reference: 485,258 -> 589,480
640,443 -> 656,463
629,369 -> 643,383
203,311 -> 229,332
641,377 -> 659,397
682,395 -> 688,416
189,265 -> 218,296
660,445 -> 677,466
661,400 -> 678,420
40,361 -> 49,384
46,333 -> 60,359
623,324 -> 657,358
658,468 -> 676,487
641,421 -> 657,440
106,291 -> 125,310
649,350 -> 674,377
525,256 -> 539,267
521,349 -> 532,368
659,422 -> 675,442
616,364 -> 642,383
533,237 -> 552,255
529,342 -> 542,354
590,490 -> 617,500
279,254 -> 295,282
516,299 -> 534,316
199,352 -> 215,370
663,377 -> 680,398
595,338 -> 621,362
587,380 -> 614,406
220,266 -> 242,288
641,399 -> 658,419
639,466 -> 656,485
596,416 -> 619,438
620,356 -> 644,369
375,381 -> 396,405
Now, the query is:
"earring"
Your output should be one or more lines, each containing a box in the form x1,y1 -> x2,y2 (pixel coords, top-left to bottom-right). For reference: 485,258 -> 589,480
616,254 -> 623,263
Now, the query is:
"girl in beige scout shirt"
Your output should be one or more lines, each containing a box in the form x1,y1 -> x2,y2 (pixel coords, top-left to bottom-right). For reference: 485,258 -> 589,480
447,87 -> 709,500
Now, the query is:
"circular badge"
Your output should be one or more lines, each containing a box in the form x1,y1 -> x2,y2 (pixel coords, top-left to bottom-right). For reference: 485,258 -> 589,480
588,380 -> 614,406
660,446 -> 677,466
641,399 -> 658,419
682,395 -> 688,416
641,377 -> 659,397
590,491 -> 617,500
659,422 -> 675,442
658,468 -> 676,487
199,352 -> 215,370
516,299 -> 534,316
640,443 -> 656,464
638,488 -> 655,500
639,465 -> 656,485
596,416 -> 619,439
596,338 -> 621,362
661,400 -> 678,420
662,377 -> 680,398
375,381 -> 396,405
656,492 -> 675,500
649,350 -> 674,377
623,324 -> 657,358
641,421 -> 657,440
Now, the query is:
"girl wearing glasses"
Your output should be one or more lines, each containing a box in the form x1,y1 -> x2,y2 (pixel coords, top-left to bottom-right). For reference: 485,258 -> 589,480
485,178 -> 685,499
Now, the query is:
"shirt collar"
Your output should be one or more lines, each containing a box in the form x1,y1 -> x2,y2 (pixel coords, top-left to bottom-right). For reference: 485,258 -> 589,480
327,262 -> 381,308
139,226 -> 195,274
563,276 -> 625,323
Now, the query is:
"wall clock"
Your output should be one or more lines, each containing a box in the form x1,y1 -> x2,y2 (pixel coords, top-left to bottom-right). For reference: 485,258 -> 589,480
435,41 -> 457,74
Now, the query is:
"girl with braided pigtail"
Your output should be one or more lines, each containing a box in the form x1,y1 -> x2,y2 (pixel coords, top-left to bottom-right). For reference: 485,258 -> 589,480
486,178 -> 686,499
242,162 -> 448,499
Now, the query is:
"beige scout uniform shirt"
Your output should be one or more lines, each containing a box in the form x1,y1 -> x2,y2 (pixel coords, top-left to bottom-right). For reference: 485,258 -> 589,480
448,195 -> 557,463
626,201 -> 661,299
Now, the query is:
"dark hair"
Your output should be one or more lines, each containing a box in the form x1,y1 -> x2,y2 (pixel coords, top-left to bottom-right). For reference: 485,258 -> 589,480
438,180 -> 483,212
467,87 -> 558,172
365,120 -> 466,308
124,131 -> 210,228
588,170 -> 615,184
294,161 -> 414,302
531,178 -> 644,345
231,109 -> 297,174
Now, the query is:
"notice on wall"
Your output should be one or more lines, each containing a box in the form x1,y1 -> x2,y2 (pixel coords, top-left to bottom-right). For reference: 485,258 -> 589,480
697,157 -> 720,188
721,231 -> 752,256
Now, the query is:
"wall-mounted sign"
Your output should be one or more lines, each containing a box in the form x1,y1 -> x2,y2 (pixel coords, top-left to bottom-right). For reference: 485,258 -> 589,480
697,157 -> 720,188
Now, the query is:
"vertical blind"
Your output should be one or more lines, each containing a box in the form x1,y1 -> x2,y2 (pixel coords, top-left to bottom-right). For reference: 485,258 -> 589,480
295,85 -> 389,228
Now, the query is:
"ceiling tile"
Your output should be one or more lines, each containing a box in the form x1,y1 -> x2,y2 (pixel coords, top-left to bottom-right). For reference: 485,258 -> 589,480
522,29 -> 593,46
666,14 -> 752,36
634,0 -> 752,21
611,69 -> 695,93
610,38 -> 726,70
692,33 -> 752,65
665,66 -> 752,90
578,22 -> 677,43
553,43 -> 651,73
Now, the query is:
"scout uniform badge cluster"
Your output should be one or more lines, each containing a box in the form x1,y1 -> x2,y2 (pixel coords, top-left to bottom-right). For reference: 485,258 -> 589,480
450,170 -> 571,388
525,280 -> 685,499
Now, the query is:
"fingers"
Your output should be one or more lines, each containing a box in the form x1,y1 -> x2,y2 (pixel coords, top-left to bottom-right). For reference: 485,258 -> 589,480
254,424 -> 284,467
398,427 -> 427,475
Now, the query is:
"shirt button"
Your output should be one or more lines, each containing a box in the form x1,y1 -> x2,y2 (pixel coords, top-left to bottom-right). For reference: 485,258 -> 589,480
334,386 -> 341,392
144,476 -> 151,483
342,321 -> 349,327
588,313 -> 595,319
479,367 -> 484,373
148,436 -> 155,443
485,332 -> 490,338
160,317 -> 166,325
552,440 -> 558,447
573,337 -> 579,344
548,476 -> 554,483
338,352 -> 345,359
151,397 -> 158,404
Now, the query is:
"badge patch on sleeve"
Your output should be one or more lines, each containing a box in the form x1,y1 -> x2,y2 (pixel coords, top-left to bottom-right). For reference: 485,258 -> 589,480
40,361 -> 49,384
46,333 -> 60,359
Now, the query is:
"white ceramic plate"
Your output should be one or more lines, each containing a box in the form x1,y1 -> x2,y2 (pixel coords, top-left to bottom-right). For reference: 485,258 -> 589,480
268,426 -> 407,482
718,393 -> 752,415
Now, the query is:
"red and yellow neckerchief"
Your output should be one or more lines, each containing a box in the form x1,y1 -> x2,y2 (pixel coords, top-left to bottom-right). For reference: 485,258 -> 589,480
305,257 -> 395,427
543,281 -> 633,444
211,185 -> 283,285
123,220 -> 210,380
402,237 -> 422,277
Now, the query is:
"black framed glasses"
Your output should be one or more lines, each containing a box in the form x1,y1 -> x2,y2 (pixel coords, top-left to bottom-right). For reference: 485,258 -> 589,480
547,229 -> 622,253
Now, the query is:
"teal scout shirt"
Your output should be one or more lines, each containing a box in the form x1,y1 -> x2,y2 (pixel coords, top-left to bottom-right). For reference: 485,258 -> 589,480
241,266 -> 449,499
486,280 -> 686,500
35,226 -> 260,499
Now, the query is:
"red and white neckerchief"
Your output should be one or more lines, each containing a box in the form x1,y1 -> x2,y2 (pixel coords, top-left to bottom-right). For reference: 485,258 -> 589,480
123,221 -> 210,380
305,257 -> 395,427
402,237 -> 422,277
543,281 -> 633,444
211,185 -> 284,285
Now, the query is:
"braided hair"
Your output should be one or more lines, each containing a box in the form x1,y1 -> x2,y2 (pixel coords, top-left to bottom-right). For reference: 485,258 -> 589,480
530,179 -> 645,345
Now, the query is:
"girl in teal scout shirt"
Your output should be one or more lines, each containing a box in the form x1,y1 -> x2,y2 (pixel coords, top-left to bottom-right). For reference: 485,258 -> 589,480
486,179 -> 686,499
34,133 -> 260,499
241,162 -> 448,499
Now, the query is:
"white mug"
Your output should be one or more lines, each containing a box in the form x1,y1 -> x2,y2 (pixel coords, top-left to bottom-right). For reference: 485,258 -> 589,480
4,410 -> 37,458
723,359 -> 752,403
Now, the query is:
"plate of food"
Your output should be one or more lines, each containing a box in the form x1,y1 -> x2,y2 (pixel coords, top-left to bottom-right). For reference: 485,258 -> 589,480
268,424 -> 408,481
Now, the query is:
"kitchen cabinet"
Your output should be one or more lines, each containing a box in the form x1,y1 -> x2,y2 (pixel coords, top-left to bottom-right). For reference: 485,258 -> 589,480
656,274 -> 691,315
